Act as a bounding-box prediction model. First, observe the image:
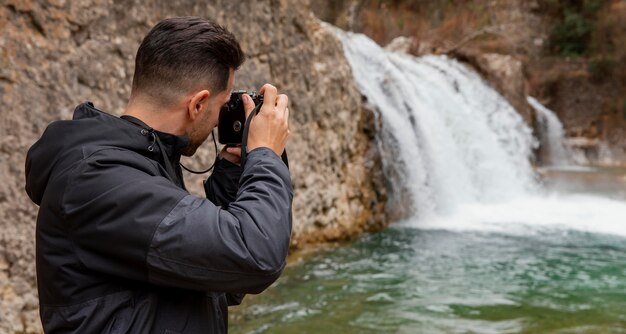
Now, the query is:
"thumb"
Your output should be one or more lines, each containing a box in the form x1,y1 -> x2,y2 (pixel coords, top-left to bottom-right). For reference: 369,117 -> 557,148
242,94 -> 255,119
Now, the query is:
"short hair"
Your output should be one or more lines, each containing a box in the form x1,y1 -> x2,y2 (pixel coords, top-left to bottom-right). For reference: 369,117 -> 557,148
131,17 -> 244,104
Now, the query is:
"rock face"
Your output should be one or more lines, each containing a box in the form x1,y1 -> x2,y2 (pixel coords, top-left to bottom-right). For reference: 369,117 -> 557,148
529,58 -> 626,166
452,50 -> 534,126
0,0 -> 388,332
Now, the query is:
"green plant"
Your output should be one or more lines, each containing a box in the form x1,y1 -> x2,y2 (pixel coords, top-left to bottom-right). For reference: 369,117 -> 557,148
550,10 -> 593,56
588,56 -> 615,81
584,0 -> 605,14
397,16 -> 405,30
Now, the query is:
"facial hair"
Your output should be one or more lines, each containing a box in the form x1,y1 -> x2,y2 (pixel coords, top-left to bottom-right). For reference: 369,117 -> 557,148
181,111 -> 213,157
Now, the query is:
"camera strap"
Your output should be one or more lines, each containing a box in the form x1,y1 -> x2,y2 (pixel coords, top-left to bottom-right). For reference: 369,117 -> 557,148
240,104 -> 289,170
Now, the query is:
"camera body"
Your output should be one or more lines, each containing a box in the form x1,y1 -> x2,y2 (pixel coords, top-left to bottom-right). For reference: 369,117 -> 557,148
218,90 -> 263,145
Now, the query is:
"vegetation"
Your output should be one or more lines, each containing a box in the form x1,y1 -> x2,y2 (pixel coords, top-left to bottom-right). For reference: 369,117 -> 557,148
311,0 -> 491,50
587,55 -> 613,81
550,10 -> 592,56
542,0 -> 624,80
542,0 -> 605,56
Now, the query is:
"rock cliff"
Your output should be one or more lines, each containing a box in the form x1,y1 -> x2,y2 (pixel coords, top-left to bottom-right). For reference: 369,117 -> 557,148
0,0 -> 387,332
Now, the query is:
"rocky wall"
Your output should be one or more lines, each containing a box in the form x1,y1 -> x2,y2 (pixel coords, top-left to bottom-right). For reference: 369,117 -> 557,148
0,0 -> 388,332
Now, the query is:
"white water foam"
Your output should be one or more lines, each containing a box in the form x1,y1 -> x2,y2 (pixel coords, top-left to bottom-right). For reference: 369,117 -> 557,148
411,194 -> 626,238
333,26 -> 626,238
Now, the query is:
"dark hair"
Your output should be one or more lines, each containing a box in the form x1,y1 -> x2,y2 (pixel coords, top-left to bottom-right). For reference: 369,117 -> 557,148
131,17 -> 244,104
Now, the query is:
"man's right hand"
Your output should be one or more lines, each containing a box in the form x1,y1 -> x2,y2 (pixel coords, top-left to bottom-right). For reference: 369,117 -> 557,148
242,84 -> 290,157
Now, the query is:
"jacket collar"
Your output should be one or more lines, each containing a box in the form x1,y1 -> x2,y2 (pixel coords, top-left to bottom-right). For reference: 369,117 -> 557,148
73,102 -> 190,157
74,102 -> 188,188
119,114 -> 190,158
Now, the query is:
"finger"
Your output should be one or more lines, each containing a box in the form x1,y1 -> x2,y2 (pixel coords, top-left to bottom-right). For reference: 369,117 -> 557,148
259,83 -> 277,97
284,107 -> 290,125
276,94 -> 288,116
226,146 -> 242,157
242,94 -> 255,119
220,150 -> 241,166
259,84 -> 277,114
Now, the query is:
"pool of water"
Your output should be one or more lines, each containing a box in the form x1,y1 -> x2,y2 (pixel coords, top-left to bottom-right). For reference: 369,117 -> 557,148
230,229 -> 626,334
230,168 -> 626,333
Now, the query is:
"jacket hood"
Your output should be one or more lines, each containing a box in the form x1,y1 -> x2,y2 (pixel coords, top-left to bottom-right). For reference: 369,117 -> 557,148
25,102 -> 189,205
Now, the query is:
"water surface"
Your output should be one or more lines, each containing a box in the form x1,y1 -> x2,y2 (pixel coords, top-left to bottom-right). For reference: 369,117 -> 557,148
231,228 -> 626,334
230,169 -> 626,333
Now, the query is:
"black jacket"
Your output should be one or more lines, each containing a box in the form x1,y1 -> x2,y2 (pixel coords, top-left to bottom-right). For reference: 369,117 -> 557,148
25,102 -> 293,333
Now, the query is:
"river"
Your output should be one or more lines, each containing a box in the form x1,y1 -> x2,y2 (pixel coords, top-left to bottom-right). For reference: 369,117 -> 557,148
230,27 -> 626,333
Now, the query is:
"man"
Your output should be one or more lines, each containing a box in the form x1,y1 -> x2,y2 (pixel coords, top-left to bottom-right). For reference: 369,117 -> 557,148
24,16 -> 292,333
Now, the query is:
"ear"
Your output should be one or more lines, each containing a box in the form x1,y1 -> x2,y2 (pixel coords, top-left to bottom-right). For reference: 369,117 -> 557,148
187,89 -> 210,121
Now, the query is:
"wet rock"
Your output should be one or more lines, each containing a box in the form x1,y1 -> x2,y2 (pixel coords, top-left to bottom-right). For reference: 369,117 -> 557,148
384,36 -> 416,54
453,50 -> 533,125
476,53 -> 533,124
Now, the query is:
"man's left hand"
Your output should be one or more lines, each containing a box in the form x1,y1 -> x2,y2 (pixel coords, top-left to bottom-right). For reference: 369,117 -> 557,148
220,146 -> 241,166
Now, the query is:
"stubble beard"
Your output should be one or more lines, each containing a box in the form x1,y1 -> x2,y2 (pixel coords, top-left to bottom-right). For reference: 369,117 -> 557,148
180,124 -> 213,157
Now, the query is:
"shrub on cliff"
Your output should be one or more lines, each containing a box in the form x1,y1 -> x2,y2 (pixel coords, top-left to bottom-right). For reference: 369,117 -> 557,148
550,10 -> 592,55
587,55 -> 615,82
543,0 -> 606,56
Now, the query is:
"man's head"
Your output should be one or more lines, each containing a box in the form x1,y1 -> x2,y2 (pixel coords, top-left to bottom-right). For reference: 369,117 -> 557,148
129,16 -> 244,156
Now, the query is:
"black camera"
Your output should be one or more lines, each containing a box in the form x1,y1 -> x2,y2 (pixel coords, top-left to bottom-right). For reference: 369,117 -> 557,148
218,90 -> 263,145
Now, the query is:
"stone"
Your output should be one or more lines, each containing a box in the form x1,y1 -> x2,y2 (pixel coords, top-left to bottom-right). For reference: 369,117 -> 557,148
384,36 -> 415,54
449,49 -> 535,127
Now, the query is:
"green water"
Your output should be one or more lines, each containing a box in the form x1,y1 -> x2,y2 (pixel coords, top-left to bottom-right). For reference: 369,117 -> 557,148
231,229 -> 626,333
230,169 -> 626,333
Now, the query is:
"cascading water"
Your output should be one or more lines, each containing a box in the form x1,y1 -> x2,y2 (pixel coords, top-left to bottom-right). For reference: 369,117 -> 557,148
527,96 -> 572,166
332,27 -> 626,236
333,29 -> 538,217
333,26 -> 537,218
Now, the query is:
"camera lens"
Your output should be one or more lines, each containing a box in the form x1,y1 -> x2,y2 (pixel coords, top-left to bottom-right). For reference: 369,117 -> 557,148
233,121 -> 242,132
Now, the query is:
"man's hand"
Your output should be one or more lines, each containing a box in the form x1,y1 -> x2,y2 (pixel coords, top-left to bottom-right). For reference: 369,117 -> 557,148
220,146 -> 242,166
242,84 -> 290,156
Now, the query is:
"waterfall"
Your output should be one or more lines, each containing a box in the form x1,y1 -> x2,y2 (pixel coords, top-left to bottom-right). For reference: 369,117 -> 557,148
527,96 -> 572,166
328,25 -> 626,238
332,27 -> 537,219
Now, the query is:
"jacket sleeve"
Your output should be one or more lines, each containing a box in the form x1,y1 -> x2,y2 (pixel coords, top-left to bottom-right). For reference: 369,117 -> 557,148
63,147 -> 293,294
204,158 -> 241,208
203,157 -> 245,305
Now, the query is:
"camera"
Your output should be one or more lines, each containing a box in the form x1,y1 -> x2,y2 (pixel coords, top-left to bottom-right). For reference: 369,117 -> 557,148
218,90 -> 263,145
